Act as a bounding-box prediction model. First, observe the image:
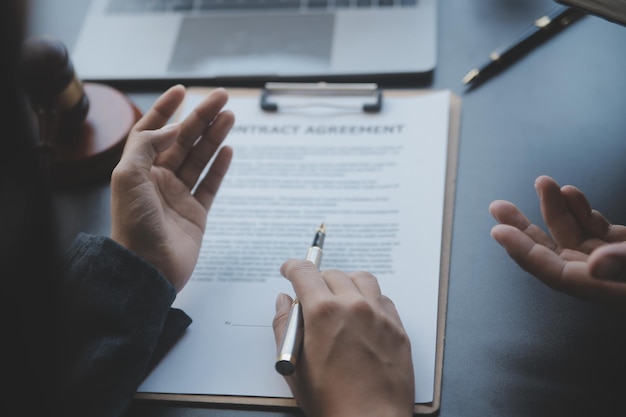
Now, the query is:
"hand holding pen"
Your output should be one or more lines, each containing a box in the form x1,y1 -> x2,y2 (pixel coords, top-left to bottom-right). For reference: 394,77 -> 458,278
275,223 -> 326,375
272,230 -> 415,417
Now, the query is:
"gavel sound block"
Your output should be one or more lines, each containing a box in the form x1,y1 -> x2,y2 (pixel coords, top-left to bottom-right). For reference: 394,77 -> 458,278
21,35 -> 142,188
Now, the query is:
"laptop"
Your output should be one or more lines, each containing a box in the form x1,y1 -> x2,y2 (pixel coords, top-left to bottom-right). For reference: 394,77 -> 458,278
72,0 -> 438,83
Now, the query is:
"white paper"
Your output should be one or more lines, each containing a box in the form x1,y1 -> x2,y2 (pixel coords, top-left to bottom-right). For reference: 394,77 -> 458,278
138,90 -> 452,404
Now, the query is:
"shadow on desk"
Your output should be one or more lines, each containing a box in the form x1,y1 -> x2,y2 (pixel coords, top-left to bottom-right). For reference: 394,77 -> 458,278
481,299 -> 626,417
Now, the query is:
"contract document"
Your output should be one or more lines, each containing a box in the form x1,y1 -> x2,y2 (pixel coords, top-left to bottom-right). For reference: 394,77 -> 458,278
138,88 -> 458,413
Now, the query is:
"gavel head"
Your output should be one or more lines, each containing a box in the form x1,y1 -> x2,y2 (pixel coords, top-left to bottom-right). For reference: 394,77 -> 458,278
17,35 -> 141,188
20,35 -> 89,141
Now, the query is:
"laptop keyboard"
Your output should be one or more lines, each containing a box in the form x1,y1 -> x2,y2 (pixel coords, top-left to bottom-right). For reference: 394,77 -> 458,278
107,0 -> 418,13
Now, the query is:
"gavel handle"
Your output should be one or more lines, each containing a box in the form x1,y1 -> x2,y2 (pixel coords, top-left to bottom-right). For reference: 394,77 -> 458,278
34,108 -> 59,185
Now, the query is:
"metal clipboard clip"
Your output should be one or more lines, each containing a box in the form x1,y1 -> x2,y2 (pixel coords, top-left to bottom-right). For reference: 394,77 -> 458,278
260,82 -> 382,113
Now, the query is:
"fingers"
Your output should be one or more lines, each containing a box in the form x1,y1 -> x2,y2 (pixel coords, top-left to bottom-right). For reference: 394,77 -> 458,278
490,224 -> 570,287
605,224 -> 626,242
562,185 -> 626,243
116,84 -> 186,176
280,259 -> 386,301
535,175 -> 626,252
280,259 -> 333,303
316,269 -> 383,301
559,248 -> 589,262
122,84 -> 231,182
156,88 -> 230,172
279,259 -> 393,334
560,184 -> 608,235
380,295 -> 406,329
349,271 -> 383,300
491,176 -> 626,309
133,84 -> 186,132
560,183 -> 616,252
557,262 -> 626,307
489,199 -> 588,261
492,177 -> 626,255
491,224 -> 626,307
272,293 -> 294,348
489,200 -> 556,250
537,176 -> 626,253
535,175 -> 587,250
176,109 -> 235,189
114,123 -> 181,182
320,269 -> 358,295
193,145 -> 233,210
589,242 -> 626,281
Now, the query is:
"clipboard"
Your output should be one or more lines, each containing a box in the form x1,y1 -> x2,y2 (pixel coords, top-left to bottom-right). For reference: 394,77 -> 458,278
260,82 -> 383,113
136,83 -> 462,416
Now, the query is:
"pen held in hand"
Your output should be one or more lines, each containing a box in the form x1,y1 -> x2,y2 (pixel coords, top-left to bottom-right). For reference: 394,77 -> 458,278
462,6 -> 586,88
275,223 -> 326,376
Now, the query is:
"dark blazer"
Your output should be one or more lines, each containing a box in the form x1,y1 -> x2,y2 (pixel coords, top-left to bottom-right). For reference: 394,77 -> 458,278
60,233 -> 191,417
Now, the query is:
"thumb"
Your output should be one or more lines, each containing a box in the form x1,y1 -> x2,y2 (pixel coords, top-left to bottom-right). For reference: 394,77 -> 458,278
589,242 -> 626,282
119,123 -> 180,174
272,293 -> 293,349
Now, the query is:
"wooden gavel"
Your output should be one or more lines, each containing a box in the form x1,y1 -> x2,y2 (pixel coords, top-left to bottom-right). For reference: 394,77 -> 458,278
20,35 -> 142,188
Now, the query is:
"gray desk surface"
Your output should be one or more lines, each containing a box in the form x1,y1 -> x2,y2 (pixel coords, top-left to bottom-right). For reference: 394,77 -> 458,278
29,0 -> 626,416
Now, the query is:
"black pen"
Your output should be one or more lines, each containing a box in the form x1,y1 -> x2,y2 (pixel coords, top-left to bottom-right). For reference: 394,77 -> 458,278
462,6 -> 586,87
275,223 -> 326,376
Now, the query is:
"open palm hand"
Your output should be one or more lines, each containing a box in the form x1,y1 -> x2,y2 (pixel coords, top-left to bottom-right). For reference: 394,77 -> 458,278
111,85 -> 234,291
490,175 -> 626,308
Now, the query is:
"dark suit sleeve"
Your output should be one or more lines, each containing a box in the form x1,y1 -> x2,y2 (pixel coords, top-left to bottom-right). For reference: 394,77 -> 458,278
59,233 -> 191,417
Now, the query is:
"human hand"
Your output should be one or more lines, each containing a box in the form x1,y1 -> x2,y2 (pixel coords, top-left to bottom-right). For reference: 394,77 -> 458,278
273,260 -> 414,417
489,175 -> 626,308
111,85 -> 234,292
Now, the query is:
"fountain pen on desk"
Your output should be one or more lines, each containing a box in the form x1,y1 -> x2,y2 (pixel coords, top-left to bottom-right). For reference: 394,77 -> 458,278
275,223 -> 326,376
462,6 -> 587,88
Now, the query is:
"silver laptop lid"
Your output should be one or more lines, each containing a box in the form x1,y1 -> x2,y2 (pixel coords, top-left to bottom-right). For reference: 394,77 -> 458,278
72,0 -> 437,84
